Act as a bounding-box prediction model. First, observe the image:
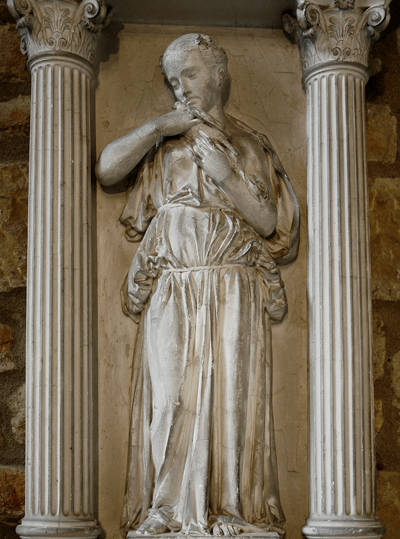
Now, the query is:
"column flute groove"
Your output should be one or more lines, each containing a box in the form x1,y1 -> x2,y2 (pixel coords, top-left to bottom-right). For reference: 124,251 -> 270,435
7,1 -> 110,537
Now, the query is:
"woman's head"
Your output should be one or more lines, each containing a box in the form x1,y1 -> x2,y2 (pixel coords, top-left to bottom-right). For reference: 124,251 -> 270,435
161,34 -> 231,108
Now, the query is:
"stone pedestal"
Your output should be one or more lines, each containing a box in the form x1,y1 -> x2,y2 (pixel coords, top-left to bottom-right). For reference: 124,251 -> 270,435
6,1 -> 109,537
291,1 -> 392,538
128,535 -> 279,539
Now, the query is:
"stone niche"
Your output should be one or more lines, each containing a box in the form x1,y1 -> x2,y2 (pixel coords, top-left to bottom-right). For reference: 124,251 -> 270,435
95,24 -> 308,539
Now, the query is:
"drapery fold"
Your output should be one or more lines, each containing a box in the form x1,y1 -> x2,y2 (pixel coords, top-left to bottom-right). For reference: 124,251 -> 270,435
119,124 -> 299,537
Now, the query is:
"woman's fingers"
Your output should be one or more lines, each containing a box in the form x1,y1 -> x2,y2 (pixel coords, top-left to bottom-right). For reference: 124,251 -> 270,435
197,129 -> 214,144
188,150 -> 202,167
195,130 -> 216,152
195,128 -> 239,160
192,131 -> 215,158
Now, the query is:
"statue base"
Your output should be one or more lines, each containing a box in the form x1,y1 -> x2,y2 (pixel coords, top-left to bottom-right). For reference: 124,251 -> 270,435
128,534 -> 280,539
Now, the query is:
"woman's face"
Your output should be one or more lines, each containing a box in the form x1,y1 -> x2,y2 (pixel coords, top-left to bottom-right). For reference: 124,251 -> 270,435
163,48 -> 222,113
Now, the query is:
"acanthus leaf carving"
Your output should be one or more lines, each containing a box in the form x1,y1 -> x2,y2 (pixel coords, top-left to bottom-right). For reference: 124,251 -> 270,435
7,0 -> 111,66
296,1 -> 391,76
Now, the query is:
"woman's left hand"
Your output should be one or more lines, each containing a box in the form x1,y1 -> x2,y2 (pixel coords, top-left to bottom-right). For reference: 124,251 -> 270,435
190,130 -> 238,184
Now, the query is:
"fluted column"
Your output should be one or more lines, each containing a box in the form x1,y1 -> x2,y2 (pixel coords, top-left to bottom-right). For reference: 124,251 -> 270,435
7,1 -> 109,537
288,1 -> 391,538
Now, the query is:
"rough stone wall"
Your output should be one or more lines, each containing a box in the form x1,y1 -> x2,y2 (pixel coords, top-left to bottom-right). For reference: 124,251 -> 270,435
0,1 -> 399,538
366,7 -> 400,538
0,2 -> 29,537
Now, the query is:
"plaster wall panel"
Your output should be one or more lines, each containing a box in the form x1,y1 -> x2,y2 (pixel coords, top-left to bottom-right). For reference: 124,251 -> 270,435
95,24 -> 307,539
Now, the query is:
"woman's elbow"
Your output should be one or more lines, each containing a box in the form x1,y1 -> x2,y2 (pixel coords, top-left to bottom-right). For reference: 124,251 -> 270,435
95,156 -> 117,187
258,204 -> 277,238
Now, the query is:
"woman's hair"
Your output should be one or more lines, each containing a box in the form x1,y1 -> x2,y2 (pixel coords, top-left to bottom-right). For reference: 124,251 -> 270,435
161,34 -> 231,105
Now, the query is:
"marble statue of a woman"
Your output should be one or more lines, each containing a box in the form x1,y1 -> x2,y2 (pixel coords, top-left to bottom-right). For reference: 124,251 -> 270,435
96,34 -> 299,538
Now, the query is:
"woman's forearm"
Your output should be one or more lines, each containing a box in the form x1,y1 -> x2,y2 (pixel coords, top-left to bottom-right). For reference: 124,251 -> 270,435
220,171 -> 278,238
95,121 -> 164,186
96,110 -> 198,186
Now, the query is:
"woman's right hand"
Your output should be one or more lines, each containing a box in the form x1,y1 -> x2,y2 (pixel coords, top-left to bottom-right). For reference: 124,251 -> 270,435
96,108 -> 199,186
155,109 -> 199,138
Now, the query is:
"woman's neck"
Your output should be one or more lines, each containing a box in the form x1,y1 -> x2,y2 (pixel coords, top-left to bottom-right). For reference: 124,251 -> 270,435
208,104 -> 227,126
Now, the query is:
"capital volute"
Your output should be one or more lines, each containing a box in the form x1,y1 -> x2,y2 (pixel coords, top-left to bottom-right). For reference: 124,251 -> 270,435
288,0 -> 391,79
7,0 -> 110,67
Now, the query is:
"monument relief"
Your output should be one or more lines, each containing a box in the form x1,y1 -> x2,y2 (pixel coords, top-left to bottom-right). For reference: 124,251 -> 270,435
96,34 -> 300,538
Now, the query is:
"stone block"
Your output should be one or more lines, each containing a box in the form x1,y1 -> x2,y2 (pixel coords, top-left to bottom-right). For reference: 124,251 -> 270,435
0,163 -> 28,292
8,383 -> 25,445
0,96 -> 30,134
397,27 -> 400,60
0,24 -> 29,83
375,398 -> 383,436
0,523 -> 21,539
0,132 -> 29,164
372,310 -> 386,381
0,95 -> 30,165
369,178 -> 400,301
366,104 -> 397,164
0,5 -> 12,23
0,465 -> 24,519
392,350 -> 400,401
373,300 -> 400,431
0,322 -> 16,373
377,471 -> 400,539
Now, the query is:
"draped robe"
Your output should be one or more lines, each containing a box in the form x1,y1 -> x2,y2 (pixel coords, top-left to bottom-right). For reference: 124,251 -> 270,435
119,117 -> 299,537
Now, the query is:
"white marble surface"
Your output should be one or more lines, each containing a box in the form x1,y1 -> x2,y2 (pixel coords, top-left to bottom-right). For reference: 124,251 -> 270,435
296,2 -> 391,538
7,2 -> 108,538
127,535 -> 280,539
96,24 -> 307,539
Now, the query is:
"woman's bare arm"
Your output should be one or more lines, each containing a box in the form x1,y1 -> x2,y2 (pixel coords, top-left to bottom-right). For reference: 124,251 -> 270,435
96,110 -> 198,186
190,129 -> 277,238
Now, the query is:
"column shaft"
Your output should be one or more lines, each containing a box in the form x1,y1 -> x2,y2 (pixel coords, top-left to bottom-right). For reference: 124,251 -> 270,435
303,65 -> 383,538
18,54 -> 99,538
290,3 -> 392,536
7,2 -> 109,536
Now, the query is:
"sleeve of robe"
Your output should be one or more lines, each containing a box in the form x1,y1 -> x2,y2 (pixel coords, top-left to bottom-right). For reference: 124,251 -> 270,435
258,132 -> 300,265
242,131 -> 300,324
119,146 -> 163,322
119,149 -> 163,535
225,115 -> 300,265
119,147 -> 160,241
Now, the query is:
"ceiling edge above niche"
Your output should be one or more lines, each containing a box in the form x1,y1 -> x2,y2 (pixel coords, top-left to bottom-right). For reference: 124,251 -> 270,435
108,0 -> 297,28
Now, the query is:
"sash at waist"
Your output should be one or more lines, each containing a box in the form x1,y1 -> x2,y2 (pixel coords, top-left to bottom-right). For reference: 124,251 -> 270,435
159,263 -> 251,273
156,202 -> 235,214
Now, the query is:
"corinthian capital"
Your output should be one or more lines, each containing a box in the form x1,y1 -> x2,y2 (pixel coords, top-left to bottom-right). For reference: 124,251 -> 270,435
7,0 -> 110,65
294,0 -> 391,77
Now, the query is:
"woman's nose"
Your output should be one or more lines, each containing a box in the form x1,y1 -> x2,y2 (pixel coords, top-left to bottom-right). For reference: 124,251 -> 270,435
179,81 -> 190,97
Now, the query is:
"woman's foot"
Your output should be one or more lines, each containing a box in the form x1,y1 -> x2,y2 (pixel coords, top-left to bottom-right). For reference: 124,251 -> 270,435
136,516 -> 169,535
212,524 -> 240,536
